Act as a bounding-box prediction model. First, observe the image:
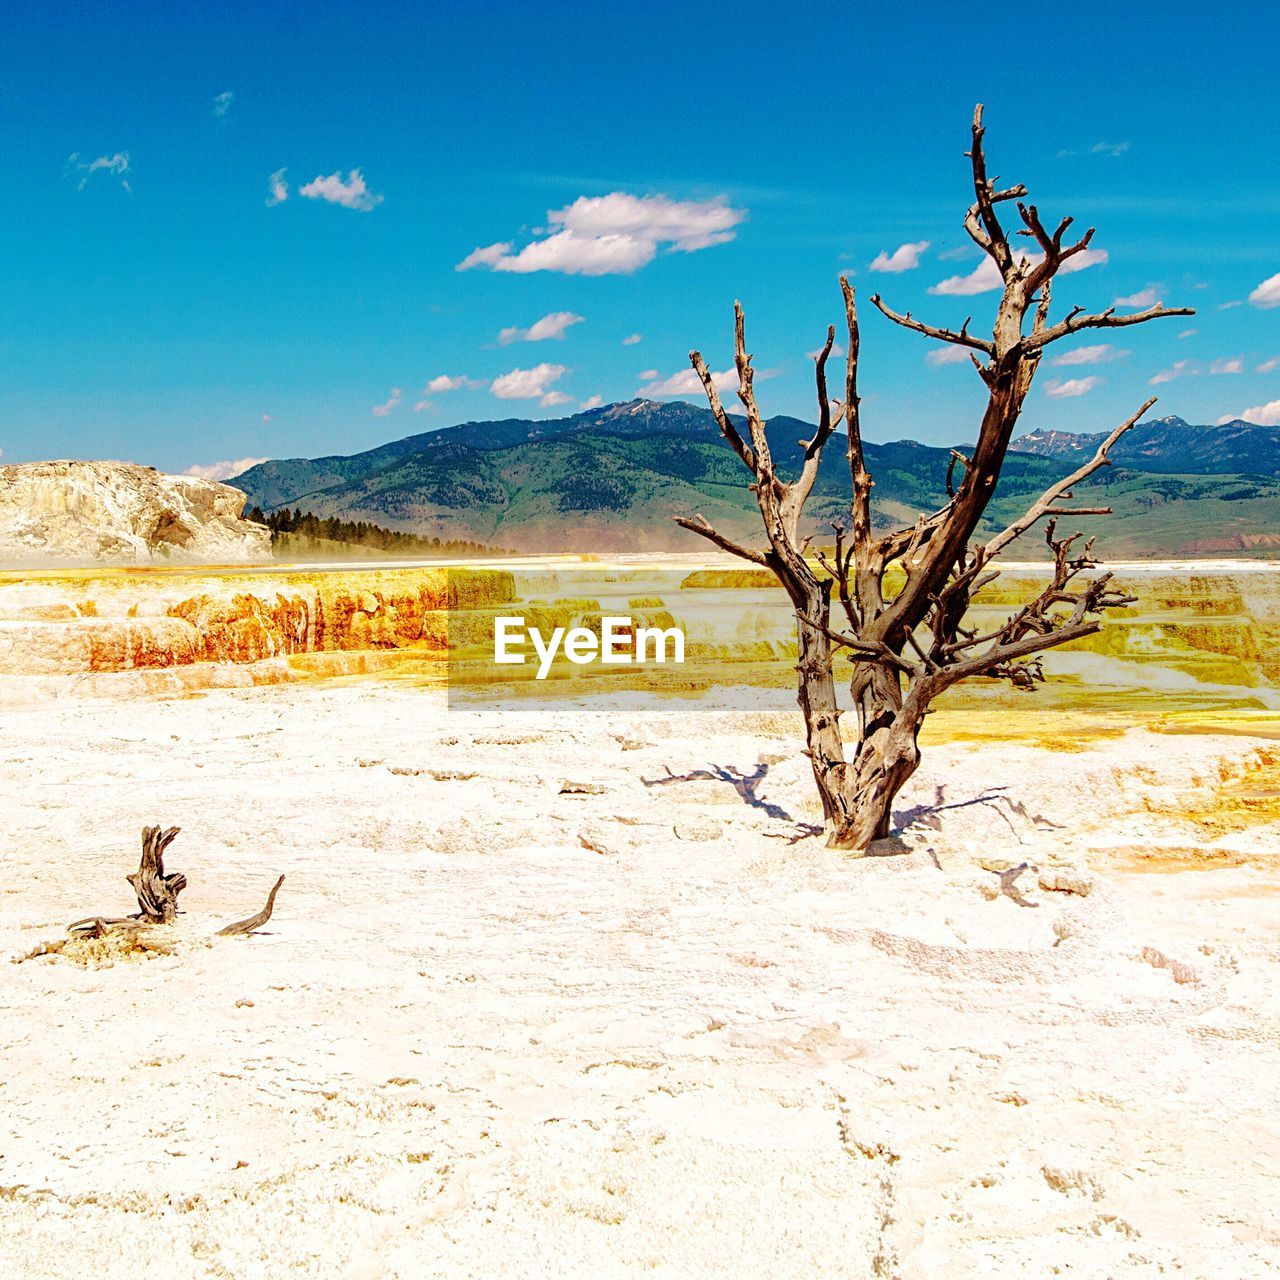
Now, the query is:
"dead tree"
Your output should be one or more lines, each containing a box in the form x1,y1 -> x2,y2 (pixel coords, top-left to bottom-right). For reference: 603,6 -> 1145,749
676,106 -> 1192,850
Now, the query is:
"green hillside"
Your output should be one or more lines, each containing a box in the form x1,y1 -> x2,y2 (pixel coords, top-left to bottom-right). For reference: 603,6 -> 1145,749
231,400 -> 1280,559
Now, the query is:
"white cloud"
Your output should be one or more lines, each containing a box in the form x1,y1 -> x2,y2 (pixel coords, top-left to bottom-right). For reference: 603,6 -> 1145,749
69,151 -> 131,192
929,248 -> 1107,296
1209,357 -> 1244,375
412,400 -> 434,413
1258,356 -> 1280,374
807,341 -> 845,359
212,90 -> 233,119
1217,299 -> 1243,311
581,395 -> 604,409
1149,359 -> 1195,385
1219,399 -> 1280,426
937,245 -> 973,261
423,374 -> 480,394
539,390 -> 572,408
622,333 -> 643,346
1049,343 -> 1128,367
497,310 -> 585,345
184,456 -> 269,482
870,240 -> 931,273
299,169 -> 382,211
925,346 -> 972,366
926,245 -> 1105,295
1044,376 -> 1100,399
457,193 -> 745,276
266,168 -> 289,206
1056,141 -> 1130,159
639,367 -> 740,398
490,363 -> 568,400
1113,286 -> 1159,308
457,242 -> 513,270
929,257 -> 1002,296
1178,328 -> 1198,340
371,387 -> 403,417
1248,273 -> 1280,309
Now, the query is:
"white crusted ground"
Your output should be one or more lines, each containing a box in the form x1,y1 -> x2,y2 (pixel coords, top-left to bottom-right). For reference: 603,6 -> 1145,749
1,681 -> 1278,1278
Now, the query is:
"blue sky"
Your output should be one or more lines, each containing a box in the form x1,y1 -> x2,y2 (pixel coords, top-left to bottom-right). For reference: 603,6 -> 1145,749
1,0 -> 1278,478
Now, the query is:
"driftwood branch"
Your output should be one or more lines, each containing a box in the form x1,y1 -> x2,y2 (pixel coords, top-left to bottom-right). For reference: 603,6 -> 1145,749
61,826 -> 284,944
127,825 -> 187,923
216,875 -> 286,936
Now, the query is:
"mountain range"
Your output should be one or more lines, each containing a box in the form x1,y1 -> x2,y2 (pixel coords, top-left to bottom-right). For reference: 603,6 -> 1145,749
231,401 -> 1280,559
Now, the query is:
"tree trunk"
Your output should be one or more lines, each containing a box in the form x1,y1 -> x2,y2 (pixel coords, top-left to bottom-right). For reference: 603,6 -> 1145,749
827,723 -> 922,849
791,591 -> 927,850
126,825 -> 187,922
792,586 -> 848,823
831,669 -> 923,851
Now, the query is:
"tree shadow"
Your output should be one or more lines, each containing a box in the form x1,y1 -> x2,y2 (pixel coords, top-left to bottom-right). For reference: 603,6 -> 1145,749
768,822 -> 826,846
642,762 -> 793,821
894,783 -> 1064,846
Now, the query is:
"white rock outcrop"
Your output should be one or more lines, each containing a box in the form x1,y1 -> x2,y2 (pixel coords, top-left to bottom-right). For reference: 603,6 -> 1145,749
0,461 -> 272,564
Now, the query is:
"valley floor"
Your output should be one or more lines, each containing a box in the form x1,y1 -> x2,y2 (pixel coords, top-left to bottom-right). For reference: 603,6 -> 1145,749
1,681 -> 1279,1278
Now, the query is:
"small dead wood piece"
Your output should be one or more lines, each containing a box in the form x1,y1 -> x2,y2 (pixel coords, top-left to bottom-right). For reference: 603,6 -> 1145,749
66,916 -> 153,940
62,825 -> 187,937
559,780 -> 607,795
23,826 -> 288,964
216,875 -> 286,937
128,825 -> 187,923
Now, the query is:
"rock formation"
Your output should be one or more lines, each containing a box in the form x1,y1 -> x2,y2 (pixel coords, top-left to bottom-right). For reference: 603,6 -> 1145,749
0,461 -> 272,564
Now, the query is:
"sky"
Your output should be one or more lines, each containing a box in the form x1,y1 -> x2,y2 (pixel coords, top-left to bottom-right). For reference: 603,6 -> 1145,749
1,0 -> 1278,479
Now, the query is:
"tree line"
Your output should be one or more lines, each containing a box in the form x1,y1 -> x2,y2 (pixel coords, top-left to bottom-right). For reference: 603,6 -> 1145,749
246,506 -> 505,558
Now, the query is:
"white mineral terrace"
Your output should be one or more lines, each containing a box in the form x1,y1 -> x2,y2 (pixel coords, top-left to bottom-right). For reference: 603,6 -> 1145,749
0,560 -> 1277,1277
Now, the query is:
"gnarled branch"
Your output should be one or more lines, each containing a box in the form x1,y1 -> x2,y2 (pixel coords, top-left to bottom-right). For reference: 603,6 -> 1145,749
216,875 -> 286,937
868,294 -> 994,355
674,514 -> 768,565
690,349 -> 755,473
1027,302 -> 1194,351
986,396 -> 1156,558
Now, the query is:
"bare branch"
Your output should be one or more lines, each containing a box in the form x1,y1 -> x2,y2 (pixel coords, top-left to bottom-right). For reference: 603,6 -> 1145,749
840,277 -> 873,547
1027,303 -> 1195,351
985,397 -> 1155,558
795,614 -> 919,676
733,302 -> 772,476
789,325 -> 842,515
805,326 -> 838,456
1032,279 -> 1053,338
690,348 -> 755,472
963,103 -> 1027,273
673,514 -> 768,565
868,294 -> 995,355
